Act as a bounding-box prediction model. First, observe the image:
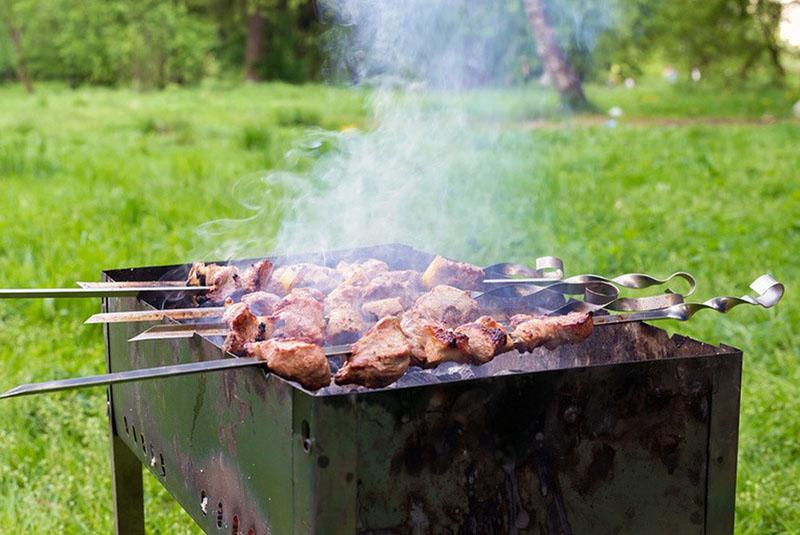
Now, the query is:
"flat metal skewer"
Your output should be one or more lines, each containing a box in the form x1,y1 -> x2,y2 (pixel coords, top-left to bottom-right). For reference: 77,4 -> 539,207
0,286 -> 212,299
0,311 -> 666,400
0,344 -> 353,400
126,309 -> 662,343
85,307 -> 225,325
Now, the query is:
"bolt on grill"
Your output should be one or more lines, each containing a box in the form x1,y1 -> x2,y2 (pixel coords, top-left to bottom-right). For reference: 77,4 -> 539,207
92,244 -> 747,534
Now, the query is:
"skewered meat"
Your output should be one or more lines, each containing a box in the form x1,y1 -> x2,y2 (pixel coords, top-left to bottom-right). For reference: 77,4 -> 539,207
242,259 -> 274,293
416,316 -> 510,367
400,285 -> 479,364
419,325 -> 470,367
509,312 -> 593,351
362,297 -> 404,320
325,282 -> 364,309
324,281 -> 368,344
240,291 -> 281,316
455,316 -> 511,364
337,259 -> 389,285
222,303 -> 269,355
421,255 -> 484,290
362,270 -> 422,306
188,263 -> 243,303
270,288 -> 326,344
326,304 -> 368,345
246,339 -> 331,391
334,317 -> 412,388
409,285 -> 478,325
276,263 -> 343,294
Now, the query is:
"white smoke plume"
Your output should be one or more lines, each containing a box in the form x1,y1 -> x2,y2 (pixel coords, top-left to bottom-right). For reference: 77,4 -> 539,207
199,0 -> 616,263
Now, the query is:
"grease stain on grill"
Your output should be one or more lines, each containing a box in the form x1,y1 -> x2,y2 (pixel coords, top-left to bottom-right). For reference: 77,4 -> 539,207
189,373 -> 208,446
577,443 -> 616,496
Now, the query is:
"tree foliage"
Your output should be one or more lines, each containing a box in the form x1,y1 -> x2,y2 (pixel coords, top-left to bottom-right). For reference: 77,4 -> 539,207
0,0 -> 794,89
1,0 -> 215,88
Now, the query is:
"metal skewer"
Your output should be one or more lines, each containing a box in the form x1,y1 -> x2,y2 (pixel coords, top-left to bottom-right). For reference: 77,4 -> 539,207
85,307 -> 225,325
0,344 -> 352,400
0,271 -> 784,401
0,286 -> 212,299
0,308 -> 718,400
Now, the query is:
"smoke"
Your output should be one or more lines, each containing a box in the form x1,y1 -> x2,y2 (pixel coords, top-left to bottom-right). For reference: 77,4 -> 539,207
199,0 -> 618,263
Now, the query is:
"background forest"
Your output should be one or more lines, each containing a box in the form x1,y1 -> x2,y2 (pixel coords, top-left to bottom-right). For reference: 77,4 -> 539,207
1,0 -> 797,91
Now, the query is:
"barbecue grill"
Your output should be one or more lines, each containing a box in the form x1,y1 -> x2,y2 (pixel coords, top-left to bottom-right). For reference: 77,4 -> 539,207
91,244 -> 745,534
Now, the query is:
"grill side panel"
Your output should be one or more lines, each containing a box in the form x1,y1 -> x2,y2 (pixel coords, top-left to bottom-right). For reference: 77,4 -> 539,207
106,296 -> 295,534
343,352 -> 741,534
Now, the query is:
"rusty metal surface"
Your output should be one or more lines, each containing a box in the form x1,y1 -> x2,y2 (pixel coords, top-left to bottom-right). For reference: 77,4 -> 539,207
103,244 -> 743,534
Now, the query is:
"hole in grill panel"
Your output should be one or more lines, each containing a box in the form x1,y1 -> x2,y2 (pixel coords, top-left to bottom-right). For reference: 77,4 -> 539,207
216,502 -> 224,528
141,434 -> 146,454
131,425 -> 137,444
123,416 -> 129,434
160,454 -> 166,477
302,420 -> 312,453
232,514 -> 239,534
200,491 -> 208,515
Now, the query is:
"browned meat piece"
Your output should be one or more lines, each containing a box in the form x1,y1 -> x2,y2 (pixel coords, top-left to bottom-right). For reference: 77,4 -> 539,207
509,312 -> 593,352
241,291 -> 281,316
206,265 -> 242,303
241,259 -> 274,293
400,285 -> 478,364
326,304 -> 368,345
269,288 -> 326,344
188,262 -> 243,303
409,285 -> 478,326
336,259 -> 389,285
455,316 -> 511,364
419,325 -> 470,367
362,297 -> 405,320
335,317 -> 412,388
222,303 -> 270,355
246,339 -> 331,391
421,255 -> 485,290
362,270 -> 423,306
276,263 -> 343,294
323,280 -> 369,344
186,262 -> 208,287
325,282 -> 364,309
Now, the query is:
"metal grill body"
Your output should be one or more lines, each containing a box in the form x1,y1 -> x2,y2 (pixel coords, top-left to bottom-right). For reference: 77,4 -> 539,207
102,244 -> 742,534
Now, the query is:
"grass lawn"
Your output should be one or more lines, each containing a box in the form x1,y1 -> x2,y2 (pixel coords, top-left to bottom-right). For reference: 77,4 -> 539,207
0,81 -> 798,533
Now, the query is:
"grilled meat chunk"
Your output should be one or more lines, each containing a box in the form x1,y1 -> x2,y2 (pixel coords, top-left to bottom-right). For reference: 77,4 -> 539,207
242,259 -> 274,293
409,285 -> 478,325
400,285 -> 479,364
509,312 -> 593,352
276,263 -> 343,294
246,339 -> 331,391
240,291 -> 281,316
419,325 -> 470,367
334,317 -> 412,388
188,263 -> 243,303
336,259 -> 390,285
421,255 -> 484,290
222,303 -> 269,355
455,316 -> 511,364
326,303 -> 368,345
362,297 -> 405,320
270,288 -> 326,344
362,270 -> 423,306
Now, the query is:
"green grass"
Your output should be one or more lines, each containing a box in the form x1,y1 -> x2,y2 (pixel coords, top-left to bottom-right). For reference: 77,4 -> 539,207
0,81 -> 798,533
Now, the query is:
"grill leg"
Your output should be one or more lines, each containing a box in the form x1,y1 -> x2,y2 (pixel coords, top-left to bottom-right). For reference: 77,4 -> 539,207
109,400 -> 145,534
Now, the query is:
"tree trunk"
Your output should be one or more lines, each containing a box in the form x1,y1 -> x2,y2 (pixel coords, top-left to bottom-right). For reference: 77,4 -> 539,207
522,0 -> 588,110
244,9 -> 265,82
3,18 -> 34,94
